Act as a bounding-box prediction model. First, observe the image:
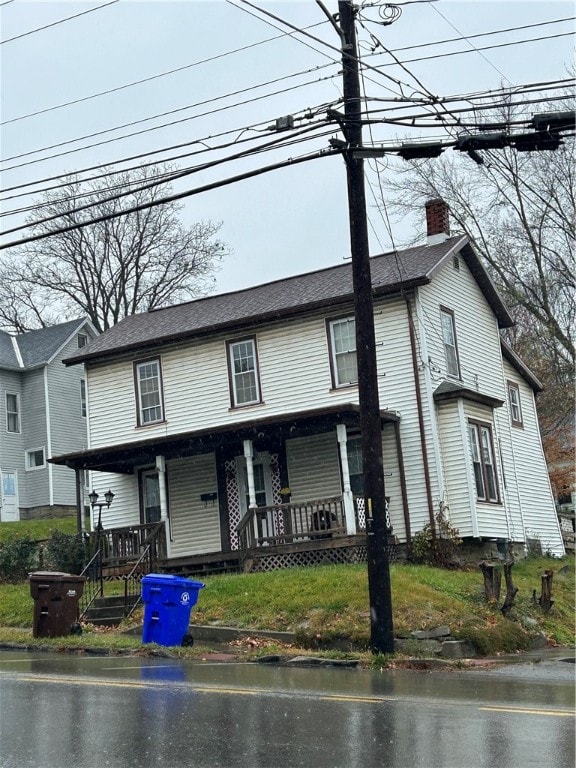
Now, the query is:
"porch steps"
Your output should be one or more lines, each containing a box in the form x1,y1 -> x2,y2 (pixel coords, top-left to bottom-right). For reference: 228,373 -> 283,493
158,551 -> 241,577
82,595 -> 141,627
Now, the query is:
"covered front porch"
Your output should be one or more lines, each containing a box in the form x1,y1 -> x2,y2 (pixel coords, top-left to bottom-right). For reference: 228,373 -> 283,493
52,403 -> 408,579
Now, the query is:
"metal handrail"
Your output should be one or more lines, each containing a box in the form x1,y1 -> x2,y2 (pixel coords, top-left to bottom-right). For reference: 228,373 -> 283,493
79,549 -> 103,618
123,544 -> 151,618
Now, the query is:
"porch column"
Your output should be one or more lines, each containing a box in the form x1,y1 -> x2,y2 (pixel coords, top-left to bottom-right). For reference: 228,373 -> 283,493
243,440 -> 257,508
155,455 -> 172,557
337,424 -> 357,535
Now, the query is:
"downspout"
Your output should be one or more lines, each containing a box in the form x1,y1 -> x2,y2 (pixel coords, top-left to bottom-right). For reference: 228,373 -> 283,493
393,421 -> 412,546
405,297 -> 436,533
43,367 -> 54,507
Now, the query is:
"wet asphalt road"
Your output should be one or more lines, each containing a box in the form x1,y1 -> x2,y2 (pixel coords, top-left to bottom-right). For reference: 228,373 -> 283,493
0,650 -> 574,768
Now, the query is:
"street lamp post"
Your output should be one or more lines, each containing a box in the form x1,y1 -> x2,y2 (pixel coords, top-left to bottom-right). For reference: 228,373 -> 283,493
88,489 -> 115,553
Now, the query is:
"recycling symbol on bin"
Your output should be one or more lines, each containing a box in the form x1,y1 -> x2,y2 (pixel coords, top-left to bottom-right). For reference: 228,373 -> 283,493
180,592 -> 190,605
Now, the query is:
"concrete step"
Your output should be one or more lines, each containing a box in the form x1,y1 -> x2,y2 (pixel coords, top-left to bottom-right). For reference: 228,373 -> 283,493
83,595 -> 141,627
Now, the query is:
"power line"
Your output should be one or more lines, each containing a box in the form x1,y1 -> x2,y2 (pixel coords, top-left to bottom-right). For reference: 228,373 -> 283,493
0,0 -> 119,45
0,123 -> 335,229
0,148 -> 342,251
1,76 -> 338,173
1,20 -> 328,126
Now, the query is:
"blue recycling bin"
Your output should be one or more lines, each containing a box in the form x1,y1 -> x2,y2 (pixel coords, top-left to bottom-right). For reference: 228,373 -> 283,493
141,573 -> 205,647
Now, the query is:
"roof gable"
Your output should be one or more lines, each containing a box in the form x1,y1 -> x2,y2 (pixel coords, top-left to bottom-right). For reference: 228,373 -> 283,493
0,318 -> 92,371
65,236 -> 513,366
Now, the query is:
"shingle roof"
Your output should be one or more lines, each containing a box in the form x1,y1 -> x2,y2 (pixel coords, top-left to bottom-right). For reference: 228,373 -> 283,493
65,236 -> 513,366
0,318 -> 88,370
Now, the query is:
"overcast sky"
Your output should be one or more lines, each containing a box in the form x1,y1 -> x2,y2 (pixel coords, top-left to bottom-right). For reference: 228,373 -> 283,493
1,1 -> 573,296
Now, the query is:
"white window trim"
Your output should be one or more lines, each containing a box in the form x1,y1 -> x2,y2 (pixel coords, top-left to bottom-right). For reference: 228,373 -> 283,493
80,379 -> 87,418
468,421 -> 499,503
26,447 -> 46,471
507,381 -> 523,427
135,359 -> 164,426
6,392 -> 20,433
77,333 -> 88,348
227,337 -> 261,408
440,307 -> 461,379
328,316 -> 358,388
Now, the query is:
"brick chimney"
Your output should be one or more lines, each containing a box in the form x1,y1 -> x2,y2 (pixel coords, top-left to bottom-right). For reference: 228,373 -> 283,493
425,198 -> 450,245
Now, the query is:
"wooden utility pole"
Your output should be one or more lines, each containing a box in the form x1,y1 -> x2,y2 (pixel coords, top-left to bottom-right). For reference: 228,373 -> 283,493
338,0 -> 394,653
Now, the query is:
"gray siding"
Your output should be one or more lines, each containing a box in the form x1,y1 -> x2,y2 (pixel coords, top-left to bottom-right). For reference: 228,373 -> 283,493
20,369 -> 49,509
286,432 -> 341,502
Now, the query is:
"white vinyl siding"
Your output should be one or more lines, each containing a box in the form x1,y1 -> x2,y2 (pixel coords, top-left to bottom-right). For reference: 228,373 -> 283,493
436,402 -> 475,538
286,432 -> 342,502
168,454 -> 221,557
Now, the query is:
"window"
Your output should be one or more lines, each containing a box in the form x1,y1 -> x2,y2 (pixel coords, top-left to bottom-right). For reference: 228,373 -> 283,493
347,436 -> 364,495
80,379 -> 87,418
134,359 -> 164,425
26,448 -> 45,470
6,393 -> 20,433
468,421 -> 499,502
440,307 -> 461,379
77,333 -> 88,348
328,317 -> 358,387
227,338 -> 261,407
507,381 -> 523,427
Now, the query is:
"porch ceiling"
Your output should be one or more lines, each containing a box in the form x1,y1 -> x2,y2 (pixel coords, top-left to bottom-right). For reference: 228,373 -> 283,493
50,404 -> 399,474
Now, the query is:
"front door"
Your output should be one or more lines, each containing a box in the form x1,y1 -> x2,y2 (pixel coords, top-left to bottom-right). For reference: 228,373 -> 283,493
1,470 -> 19,522
141,469 -> 161,524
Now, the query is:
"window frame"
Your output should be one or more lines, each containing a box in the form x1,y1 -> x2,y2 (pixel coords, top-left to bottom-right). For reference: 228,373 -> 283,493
134,358 -> 165,427
326,316 -> 358,389
507,380 -> 523,428
440,306 -> 461,379
26,447 -> 46,471
6,392 -> 20,433
468,420 -> 500,503
226,336 -> 262,408
80,379 -> 87,418
77,333 -> 88,349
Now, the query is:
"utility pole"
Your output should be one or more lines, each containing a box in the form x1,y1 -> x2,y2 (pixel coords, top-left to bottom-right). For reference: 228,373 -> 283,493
337,0 -> 394,654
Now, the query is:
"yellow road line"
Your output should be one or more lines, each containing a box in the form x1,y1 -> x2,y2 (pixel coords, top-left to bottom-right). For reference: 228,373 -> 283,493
480,706 -> 575,718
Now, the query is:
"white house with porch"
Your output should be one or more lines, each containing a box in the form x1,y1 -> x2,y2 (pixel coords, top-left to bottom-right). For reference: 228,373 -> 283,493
52,201 -> 564,573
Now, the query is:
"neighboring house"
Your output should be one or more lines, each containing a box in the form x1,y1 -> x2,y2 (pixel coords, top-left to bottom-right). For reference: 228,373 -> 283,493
0,318 -> 97,521
52,200 -> 565,570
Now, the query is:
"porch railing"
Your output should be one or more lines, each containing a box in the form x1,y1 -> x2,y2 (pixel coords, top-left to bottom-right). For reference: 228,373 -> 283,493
96,521 -> 167,568
237,496 -> 346,551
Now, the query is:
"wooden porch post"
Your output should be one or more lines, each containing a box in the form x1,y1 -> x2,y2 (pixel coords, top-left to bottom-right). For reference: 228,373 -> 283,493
337,424 -> 357,535
155,455 -> 172,558
243,440 -> 257,508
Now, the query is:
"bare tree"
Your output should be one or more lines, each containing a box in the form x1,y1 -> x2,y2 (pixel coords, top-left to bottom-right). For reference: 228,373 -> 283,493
0,165 -> 228,333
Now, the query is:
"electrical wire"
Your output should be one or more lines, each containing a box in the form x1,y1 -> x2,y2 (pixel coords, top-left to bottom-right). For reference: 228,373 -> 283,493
1,122 -> 336,230
1,74 -> 339,173
0,0 -> 119,45
0,147 -> 343,251
1,20 -> 329,126
1,63 -> 338,164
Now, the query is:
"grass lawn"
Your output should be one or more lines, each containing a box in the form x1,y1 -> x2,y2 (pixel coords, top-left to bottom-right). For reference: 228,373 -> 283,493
0,516 -> 77,544
0,555 -> 573,658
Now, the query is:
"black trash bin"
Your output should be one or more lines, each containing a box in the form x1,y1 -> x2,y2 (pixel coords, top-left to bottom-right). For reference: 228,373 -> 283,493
29,571 -> 85,638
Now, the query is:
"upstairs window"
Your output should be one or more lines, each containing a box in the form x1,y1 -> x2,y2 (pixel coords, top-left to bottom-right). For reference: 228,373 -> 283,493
227,338 -> 261,407
440,307 -> 461,379
77,333 -> 88,348
328,317 -> 358,388
80,380 -> 87,418
6,393 -> 20,433
468,421 -> 499,503
507,381 -> 523,427
134,359 -> 164,426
